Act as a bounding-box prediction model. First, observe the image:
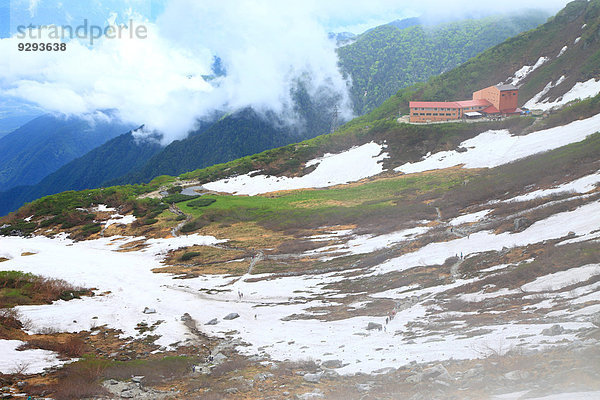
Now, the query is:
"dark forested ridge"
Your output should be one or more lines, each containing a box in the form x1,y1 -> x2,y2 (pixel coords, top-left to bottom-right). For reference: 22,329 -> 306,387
0,131 -> 162,216
0,114 -> 132,191
110,108 -> 304,185
338,11 -> 549,115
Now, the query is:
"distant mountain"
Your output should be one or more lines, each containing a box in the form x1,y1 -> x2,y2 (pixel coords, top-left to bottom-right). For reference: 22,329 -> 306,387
0,114 -> 132,191
108,75 -> 342,185
0,114 -> 41,138
337,10 -> 549,115
386,17 -> 421,30
0,130 -> 162,216
111,108 -> 303,185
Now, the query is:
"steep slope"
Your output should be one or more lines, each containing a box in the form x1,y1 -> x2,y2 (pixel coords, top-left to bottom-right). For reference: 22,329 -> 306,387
0,114 -> 132,191
338,10 -> 549,115
0,131 -> 162,216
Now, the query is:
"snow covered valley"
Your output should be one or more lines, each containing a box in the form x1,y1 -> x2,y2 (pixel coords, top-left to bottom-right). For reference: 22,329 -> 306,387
1,116 -> 600,399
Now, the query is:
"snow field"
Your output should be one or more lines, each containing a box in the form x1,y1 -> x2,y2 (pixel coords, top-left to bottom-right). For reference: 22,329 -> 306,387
525,78 -> 600,111
506,170 -> 600,203
203,142 -> 388,195
1,199 -> 599,374
395,112 -> 600,174
0,340 -> 67,374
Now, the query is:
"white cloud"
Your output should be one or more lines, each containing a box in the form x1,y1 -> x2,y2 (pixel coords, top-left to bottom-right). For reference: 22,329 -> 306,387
1,0 -> 355,144
1,21 -> 217,144
28,0 -> 41,17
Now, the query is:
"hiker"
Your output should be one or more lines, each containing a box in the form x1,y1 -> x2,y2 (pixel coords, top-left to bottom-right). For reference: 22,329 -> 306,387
460,252 -> 463,259
386,316 -> 389,324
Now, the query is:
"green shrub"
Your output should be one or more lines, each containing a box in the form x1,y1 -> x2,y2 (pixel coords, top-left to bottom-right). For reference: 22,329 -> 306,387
81,223 -> 102,235
180,251 -> 201,261
167,185 -> 183,195
0,220 -> 38,236
187,198 -> 216,208
180,221 -> 199,233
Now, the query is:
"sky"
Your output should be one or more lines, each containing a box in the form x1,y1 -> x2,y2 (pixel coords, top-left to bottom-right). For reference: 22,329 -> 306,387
0,0 -> 571,144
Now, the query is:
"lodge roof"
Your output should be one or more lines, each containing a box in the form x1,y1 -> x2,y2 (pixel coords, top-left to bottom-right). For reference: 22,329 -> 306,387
409,101 -> 460,108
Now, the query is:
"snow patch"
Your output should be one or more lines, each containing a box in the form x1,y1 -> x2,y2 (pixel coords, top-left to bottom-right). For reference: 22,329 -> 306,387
460,288 -> 519,302
504,56 -> 548,86
204,142 -> 388,195
104,214 -> 137,228
525,78 -> 600,111
506,171 -> 600,202
395,113 -> 600,174
0,339 -> 66,374
521,264 -> 600,292
94,204 -> 116,212
557,45 -> 568,57
368,201 -> 600,277
306,226 -> 429,259
494,391 -> 600,400
524,76 -> 566,110
449,210 -> 490,226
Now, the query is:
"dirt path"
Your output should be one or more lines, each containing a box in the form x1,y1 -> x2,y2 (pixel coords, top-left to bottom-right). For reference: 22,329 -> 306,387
169,203 -> 192,237
165,283 -> 293,305
450,257 -> 465,279
247,251 -> 264,275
